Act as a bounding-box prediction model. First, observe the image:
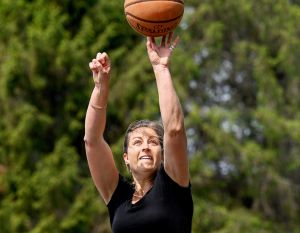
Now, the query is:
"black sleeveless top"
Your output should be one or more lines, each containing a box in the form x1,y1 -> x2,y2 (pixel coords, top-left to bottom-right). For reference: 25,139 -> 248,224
107,165 -> 193,233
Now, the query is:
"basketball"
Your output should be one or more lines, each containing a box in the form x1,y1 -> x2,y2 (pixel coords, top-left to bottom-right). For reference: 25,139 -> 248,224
124,0 -> 184,37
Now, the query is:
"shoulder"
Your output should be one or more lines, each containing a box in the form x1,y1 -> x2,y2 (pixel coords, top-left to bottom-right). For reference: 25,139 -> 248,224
156,164 -> 191,190
153,165 -> 193,208
163,160 -> 191,188
107,174 -> 134,208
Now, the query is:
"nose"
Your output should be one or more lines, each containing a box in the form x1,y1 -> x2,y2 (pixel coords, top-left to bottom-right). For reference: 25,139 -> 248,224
142,141 -> 150,151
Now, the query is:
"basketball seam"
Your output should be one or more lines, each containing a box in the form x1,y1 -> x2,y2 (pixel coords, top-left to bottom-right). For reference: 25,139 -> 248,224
125,12 -> 182,23
124,0 -> 184,8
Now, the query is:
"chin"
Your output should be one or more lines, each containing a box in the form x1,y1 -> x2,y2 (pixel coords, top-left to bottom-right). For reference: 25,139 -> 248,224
139,162 -> 159,172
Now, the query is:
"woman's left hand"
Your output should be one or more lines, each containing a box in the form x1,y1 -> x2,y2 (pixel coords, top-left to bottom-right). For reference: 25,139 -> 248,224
146,32 -> 179,68
89,52 -> 111,87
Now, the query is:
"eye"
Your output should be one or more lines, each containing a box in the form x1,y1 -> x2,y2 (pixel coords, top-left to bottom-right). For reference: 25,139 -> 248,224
133,140 -> 142,146
149,139 -> 159,145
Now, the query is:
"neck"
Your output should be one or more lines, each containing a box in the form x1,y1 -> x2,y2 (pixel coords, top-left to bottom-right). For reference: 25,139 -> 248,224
133,181 -> 153,199
133,177 -> 154,193
132,169 -> 156,189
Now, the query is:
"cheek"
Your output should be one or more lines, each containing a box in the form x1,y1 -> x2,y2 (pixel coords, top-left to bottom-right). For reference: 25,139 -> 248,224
154,147 -> 163,158
127,146 -> 140,153
127,147 -> 140,159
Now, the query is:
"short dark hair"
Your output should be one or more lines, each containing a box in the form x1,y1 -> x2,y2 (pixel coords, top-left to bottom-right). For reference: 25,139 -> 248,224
123,120 -> 164,153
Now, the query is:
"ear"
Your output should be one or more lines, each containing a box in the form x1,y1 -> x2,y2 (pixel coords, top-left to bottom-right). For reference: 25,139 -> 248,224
123,153 -> 129,164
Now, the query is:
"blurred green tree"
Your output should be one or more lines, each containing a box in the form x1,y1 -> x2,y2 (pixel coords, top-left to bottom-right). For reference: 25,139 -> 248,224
0,0 -> 300,232
183,0 -> 300,232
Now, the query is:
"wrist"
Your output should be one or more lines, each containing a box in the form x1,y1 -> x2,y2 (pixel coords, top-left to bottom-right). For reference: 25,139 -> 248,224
94,73 -> 110,86
95,74 -> 109,88
90,103 -> 107,110
152,64 -> 169,73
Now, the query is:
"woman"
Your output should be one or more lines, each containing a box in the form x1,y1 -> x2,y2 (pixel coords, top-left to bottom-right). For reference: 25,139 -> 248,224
84,32 -> 193,233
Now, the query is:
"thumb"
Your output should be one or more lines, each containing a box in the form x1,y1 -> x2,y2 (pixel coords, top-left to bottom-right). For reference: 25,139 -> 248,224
146,37 -> 152,53
89,62 -> 98,77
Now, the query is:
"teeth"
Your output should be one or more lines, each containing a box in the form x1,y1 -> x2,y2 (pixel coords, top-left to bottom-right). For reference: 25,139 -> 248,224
140,156 -> 152,160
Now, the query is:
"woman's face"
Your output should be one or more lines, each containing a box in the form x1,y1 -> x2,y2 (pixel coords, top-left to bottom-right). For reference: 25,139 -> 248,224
124,127 -> 162,174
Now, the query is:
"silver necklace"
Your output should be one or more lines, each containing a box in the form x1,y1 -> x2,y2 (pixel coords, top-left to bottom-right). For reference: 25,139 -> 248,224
133,183 -> 153,198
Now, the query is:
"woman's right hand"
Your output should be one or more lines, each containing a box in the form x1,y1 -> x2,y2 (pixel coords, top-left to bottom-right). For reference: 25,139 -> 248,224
146,32 -> 179,69
89,52 -> 111,86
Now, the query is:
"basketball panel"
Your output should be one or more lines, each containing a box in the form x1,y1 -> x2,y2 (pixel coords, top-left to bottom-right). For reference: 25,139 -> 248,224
126,15 -> 182,37
125,2 -> 184,21
124,0 -> 184,8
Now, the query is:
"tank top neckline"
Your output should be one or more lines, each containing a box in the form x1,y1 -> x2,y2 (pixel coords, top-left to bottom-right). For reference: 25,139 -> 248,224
130,186 -> 154,206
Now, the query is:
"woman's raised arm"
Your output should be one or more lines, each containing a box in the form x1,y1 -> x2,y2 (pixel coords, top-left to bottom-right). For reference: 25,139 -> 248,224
84,52 -> 119,204
146,34 -> 190,187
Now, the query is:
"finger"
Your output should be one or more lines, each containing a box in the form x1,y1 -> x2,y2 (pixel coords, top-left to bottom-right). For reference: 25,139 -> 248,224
167,31 -> 174,45
172,36 -> 180,47
151,37 -> 156,45
89,60 -> 98,71
161,35 -> 166,47
93,59 -> 104,74
147,36 -> 151,46
147,37 -> 156,50
98,53 -> 110,67
101,52 -> 109,65
96,52 -> 102,60
93,59 -> 100,67
146,38 -> 151,48
146,38 -> 153,53
89,62 -> 93,70
96,53 -> 106,65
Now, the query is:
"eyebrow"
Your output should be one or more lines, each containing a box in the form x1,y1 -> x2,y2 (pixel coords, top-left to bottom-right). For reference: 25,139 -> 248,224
131,135 -> 159,140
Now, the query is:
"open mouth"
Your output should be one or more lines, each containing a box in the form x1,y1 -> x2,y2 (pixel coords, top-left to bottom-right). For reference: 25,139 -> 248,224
139,155 -> 153,160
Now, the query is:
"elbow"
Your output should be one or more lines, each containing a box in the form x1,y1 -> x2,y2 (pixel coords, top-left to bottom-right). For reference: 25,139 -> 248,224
84,135 -> 93,147
165,120 -> 185,138
84,134 -> 101,147
164,108 -> 185,136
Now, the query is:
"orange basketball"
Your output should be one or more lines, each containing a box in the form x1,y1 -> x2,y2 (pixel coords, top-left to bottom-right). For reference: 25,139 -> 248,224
124,0 -> 184,37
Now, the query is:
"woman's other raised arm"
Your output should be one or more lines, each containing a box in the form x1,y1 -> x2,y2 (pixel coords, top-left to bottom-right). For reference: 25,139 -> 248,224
84,52 -> 119,204
146,34 -> 189,187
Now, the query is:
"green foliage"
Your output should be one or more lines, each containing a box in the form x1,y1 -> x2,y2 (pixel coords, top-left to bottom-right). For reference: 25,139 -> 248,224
0,0 -> 300,232
185,0 -> 300,231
